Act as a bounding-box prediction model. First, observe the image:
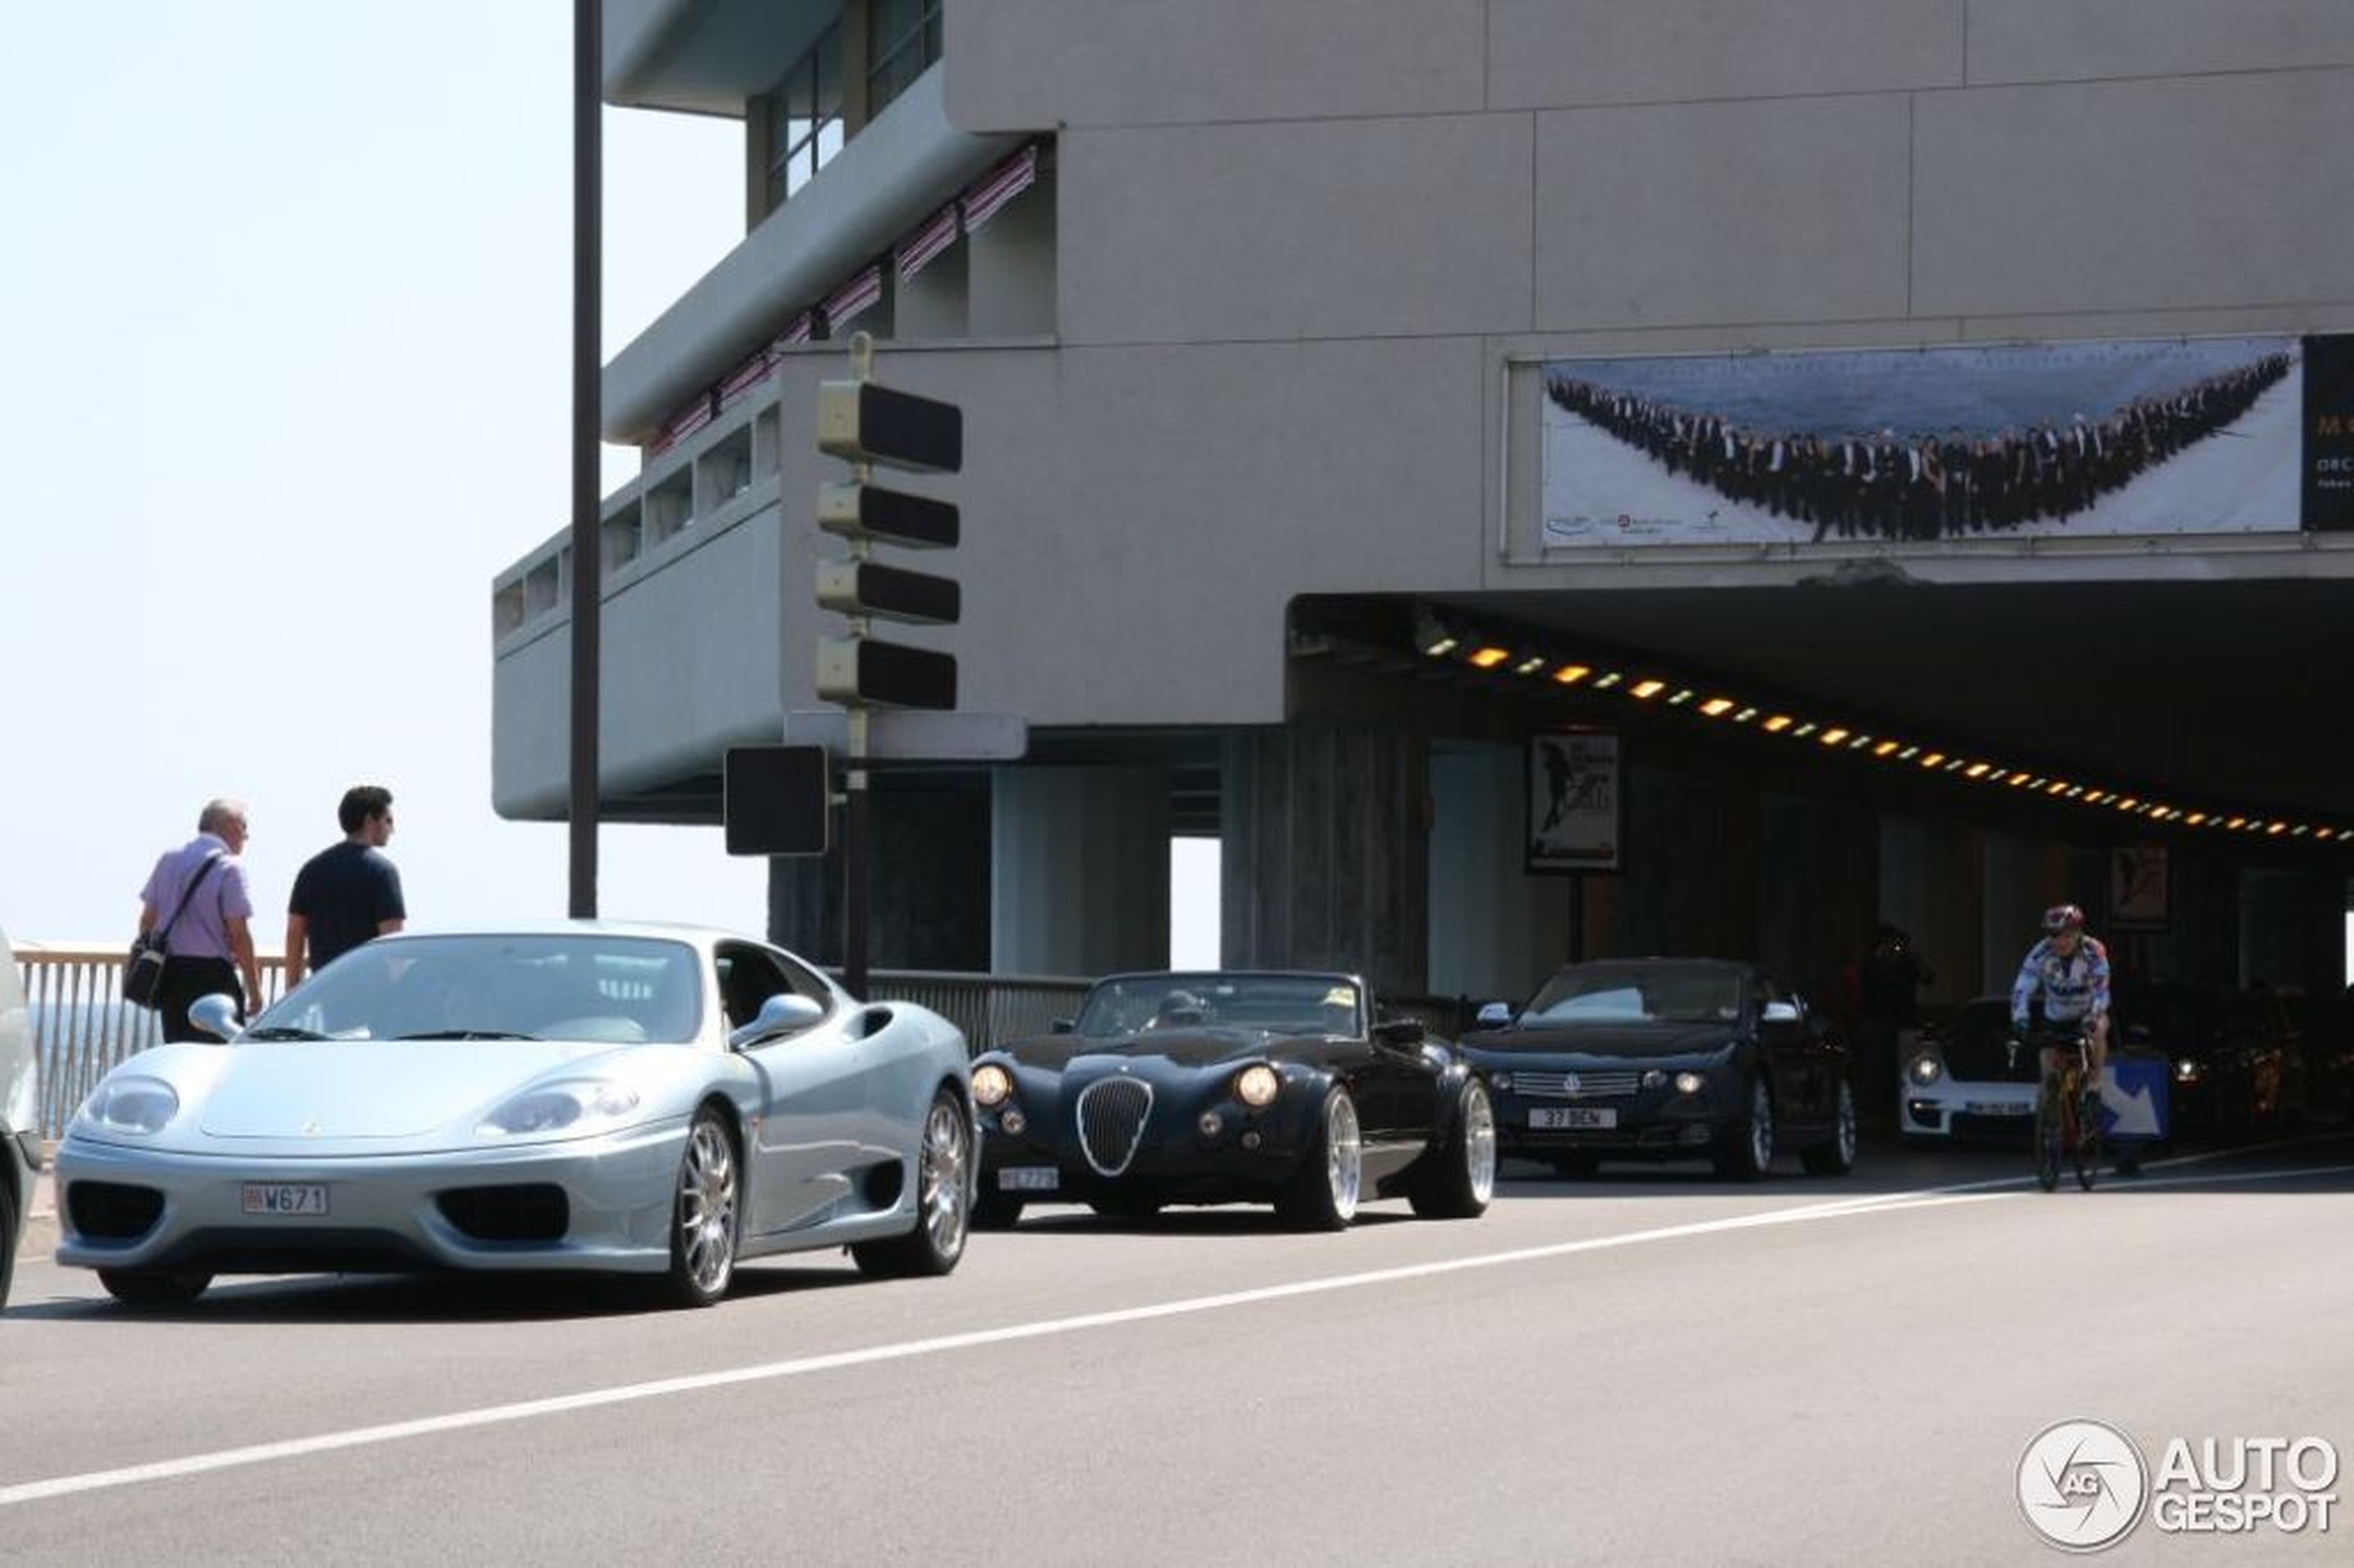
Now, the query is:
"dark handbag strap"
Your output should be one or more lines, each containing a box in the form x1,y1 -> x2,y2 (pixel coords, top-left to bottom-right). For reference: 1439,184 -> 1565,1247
154,853 -> 225,945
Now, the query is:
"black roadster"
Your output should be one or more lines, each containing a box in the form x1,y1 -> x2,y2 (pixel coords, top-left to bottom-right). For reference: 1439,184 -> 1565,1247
969,970 -> 1495,1230
1462,957 -> 1856,1181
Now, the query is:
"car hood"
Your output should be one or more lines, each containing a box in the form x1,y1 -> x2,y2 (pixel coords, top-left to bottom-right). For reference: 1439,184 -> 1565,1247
196,1039 -> 632,1139
1463,1022 -> 1737,1061
1000,1027 -> 1294,1075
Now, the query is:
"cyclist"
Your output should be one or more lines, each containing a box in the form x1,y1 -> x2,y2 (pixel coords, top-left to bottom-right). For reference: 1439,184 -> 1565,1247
2010,903 -> 2112,1083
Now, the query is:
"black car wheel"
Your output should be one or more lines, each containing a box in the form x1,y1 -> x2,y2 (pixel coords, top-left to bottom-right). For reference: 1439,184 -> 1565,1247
1800,1081 -> 1858,1176
971,1191 -> 1027,1231
663,1107 -> 740,1308
97,1266 -> 213,1309
1712,1077 -> 1776,1181
0,1180 -> 16,1308
854,1089 -> 973,1279
1276,1086 -> 1362,1231
1410,1079 -> 1496,1219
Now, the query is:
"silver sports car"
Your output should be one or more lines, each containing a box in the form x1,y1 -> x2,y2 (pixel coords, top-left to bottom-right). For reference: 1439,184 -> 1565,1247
54,922 -> 975,1308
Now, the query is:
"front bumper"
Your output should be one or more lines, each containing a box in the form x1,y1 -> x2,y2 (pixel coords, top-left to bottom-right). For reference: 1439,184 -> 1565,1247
976,1095 -> 1320,1205
1899,1077 -> 2038,1140
1486,1075 -> 1736,1157
53,1120 -> 685,1276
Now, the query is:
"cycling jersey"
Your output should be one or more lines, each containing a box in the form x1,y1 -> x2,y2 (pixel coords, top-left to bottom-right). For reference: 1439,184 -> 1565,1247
2010,935 -> 2111,1028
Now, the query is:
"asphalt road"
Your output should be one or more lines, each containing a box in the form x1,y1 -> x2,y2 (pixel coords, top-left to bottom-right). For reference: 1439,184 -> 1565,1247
5,1132 -> 2349,1565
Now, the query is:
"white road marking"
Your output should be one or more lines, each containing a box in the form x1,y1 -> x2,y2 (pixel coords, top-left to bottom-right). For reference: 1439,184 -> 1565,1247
6,1157 -> 2346,1508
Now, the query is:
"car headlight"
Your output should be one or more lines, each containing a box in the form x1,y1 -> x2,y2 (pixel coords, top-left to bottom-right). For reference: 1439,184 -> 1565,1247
79,1075 -> 181,1135
972,1064 -> 1014,1107
2174,1058 -> 2203,1083
1906,1053 -> 1944,1086
1673,1070 -> 1705,1095
478,1080 -> 641,1137
1234,1064 -> 1281,1108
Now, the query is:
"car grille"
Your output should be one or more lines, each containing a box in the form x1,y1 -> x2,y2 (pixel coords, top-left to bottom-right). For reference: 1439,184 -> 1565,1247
436,1183 -> 570,1243
1076,1078 -> 1154,1177
67,1181 -> 165,1241
1512,1069 -> 1643,1099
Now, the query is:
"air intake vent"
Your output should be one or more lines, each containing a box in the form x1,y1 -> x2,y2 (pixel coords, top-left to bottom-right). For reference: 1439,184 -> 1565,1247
67,1181 -> 164,1240
436,1183 -> 570,1243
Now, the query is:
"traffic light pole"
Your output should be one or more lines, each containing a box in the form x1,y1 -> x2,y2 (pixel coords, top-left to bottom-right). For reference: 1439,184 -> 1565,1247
842,335 -> 875,999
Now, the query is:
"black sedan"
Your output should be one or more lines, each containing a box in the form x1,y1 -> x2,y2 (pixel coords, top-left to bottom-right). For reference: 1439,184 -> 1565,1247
969,970 -> 1495,1230
1462,957 -> 1855,1180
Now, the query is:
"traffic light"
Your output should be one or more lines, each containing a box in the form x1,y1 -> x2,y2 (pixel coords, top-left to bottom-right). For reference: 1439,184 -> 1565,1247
816,354 -> 962,711
723,744 -> 830,856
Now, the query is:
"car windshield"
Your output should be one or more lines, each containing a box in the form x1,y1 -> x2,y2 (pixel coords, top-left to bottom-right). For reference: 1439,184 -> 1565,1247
1521,962 -> 1745,1026
1072,973 -> 1362,1040
252,934 -> 702,1044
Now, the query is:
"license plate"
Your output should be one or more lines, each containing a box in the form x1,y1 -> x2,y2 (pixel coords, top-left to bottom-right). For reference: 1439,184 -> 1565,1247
998,1166 -> 1059,1193
241,1182 -> 330,1217
1964,1102 -> 2030,1117
1530,1106 -> 1616,1130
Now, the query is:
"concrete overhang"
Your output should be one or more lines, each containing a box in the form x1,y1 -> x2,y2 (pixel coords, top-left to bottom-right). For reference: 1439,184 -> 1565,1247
602,66 -> 1022,443
603,0 -> 837,117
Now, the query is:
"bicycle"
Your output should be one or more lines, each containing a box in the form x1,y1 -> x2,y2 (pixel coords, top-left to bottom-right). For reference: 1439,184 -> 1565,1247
2018,1025 -> 2102,1192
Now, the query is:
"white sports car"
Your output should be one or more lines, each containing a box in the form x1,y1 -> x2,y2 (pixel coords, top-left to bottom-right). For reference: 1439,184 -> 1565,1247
54,922 -> 974,1308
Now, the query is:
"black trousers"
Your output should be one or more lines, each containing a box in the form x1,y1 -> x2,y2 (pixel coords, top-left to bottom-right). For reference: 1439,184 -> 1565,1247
158,955 -> 244,1043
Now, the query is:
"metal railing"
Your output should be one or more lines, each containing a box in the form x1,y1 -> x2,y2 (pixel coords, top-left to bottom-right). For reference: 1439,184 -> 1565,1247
11,946 -> 1089,1142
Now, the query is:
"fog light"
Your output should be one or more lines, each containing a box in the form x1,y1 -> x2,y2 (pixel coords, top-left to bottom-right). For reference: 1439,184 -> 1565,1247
1674,1071 -> 1703,1094
1640,1069 -> 1666,1090
1489,1071 -> 1512,1093
1241,1131 -> 1263,1150
1000,1108 -> 1027,1136
1198,1110 -> 1224,1139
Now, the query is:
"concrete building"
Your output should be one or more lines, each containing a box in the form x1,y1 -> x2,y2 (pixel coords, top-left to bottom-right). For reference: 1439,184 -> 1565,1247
494,1 -> 2354,1016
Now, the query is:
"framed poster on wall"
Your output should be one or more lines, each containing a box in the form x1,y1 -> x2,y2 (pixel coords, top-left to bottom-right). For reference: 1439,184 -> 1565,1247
2109,843 -> 2170,929
1527,731 -> 1620,874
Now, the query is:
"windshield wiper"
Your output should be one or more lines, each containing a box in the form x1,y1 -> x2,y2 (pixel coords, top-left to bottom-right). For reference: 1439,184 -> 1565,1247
241,1026 -> 331,1042
392,1030 -> 542,1041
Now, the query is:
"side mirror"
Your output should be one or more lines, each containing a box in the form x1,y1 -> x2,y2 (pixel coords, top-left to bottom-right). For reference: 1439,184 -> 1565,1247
1761,1000 -> 1802,1027
728,992 -> 825,1049
1373,1018 -> 1426,1048
1051,1018 -> 1074,1034
1474,1001 -> 1513,1030
189,993 -> 244,1042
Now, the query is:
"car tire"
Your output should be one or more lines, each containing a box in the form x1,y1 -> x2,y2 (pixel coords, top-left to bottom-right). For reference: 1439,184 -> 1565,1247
1800,1081 -> 1859,1176
970,1191 -> 1026,1231
1550,1151 -> 1602,1179
1275,1085 -> 1362,1231
0,1179 -> 15,1308
1712,1077 -> 1775,1181
1410,1078 -> 1496,1220
854,1088 -> 972,1279
96,1266 -> 213,1309
662,1106 -> 740,1308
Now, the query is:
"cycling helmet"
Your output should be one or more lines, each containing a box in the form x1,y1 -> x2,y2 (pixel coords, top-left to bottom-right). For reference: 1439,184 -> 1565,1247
2041,903 -> 2085,934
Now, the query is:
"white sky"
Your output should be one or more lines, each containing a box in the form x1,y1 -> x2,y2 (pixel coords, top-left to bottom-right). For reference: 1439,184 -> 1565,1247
0,5 -> 783,943
0,4 -> 1219,964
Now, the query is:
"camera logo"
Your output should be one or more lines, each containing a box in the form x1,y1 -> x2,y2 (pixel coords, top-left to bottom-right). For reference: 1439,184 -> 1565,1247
2019,1419 -> 2148,1551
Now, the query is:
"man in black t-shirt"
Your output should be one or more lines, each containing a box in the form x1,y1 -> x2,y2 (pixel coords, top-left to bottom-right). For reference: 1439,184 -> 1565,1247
285,784 -> 406,987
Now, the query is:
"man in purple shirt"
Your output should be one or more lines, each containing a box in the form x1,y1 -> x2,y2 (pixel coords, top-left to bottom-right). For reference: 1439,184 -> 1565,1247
136,798 -> 265,1040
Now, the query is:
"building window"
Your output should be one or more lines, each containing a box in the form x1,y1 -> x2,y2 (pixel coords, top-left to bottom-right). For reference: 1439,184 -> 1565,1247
867,0 -> 943,118
766,22 -> 844,210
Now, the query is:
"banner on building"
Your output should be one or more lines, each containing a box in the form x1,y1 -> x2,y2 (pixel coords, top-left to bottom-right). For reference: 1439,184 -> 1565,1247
2108,843 -> 2170,931
1527,731 -> 1620,875
1539,335 -> 2341,548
